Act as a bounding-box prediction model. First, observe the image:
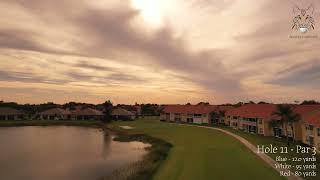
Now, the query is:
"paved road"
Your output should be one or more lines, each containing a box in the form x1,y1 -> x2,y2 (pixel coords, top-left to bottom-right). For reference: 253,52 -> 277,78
182,124 -> 303,180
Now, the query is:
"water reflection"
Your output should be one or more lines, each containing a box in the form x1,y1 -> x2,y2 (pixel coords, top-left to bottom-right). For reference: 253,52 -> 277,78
101,130 -> 112,159
0,127 -> 149,180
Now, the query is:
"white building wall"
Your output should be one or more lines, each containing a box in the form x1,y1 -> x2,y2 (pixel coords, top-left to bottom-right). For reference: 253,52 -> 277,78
170,113 -> 175,121
202,113 -> 209,124
302,123 -> 320,150
193,117 -> 202,124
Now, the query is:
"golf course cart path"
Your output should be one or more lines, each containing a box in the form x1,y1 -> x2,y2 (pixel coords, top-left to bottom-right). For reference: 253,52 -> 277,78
183,124 -> 303,180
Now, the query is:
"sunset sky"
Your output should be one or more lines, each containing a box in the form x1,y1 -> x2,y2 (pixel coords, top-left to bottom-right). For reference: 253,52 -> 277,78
0,0 -> 319,104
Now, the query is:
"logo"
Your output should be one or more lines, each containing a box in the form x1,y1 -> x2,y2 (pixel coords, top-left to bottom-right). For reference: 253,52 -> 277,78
291,4 -> 315,33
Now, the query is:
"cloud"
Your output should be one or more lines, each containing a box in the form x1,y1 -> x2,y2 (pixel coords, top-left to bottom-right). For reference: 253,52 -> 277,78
0,86 -> 104,104
66,71 -> 147,84
0,70 -> 68,84
0,0 -> 242,95
0,29 -> 53,54
1,0 -> 319,104
71,7 -> 241,93
269,59 -> 320,87
106,73 -> 148,83
191,0 -> 235,12
74,61 -> 115,71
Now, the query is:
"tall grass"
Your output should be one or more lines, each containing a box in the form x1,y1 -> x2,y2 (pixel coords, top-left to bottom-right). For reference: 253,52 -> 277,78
104,134 -> 172,180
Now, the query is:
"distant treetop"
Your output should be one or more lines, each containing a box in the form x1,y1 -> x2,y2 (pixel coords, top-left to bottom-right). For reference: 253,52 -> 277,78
258,101 -> 269,104
197,102 -> 210,105
300,100 -> 320,105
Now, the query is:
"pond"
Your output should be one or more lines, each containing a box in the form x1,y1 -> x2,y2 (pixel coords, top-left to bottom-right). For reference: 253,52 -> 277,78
0,126 -> 149,180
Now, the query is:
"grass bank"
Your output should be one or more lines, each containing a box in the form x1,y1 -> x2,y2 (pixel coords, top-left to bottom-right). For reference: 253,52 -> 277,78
110,118 -> 284,180
105,133 -> 172,180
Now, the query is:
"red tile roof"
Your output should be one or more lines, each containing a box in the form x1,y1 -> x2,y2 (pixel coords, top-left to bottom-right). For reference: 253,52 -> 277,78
304,110 -> 320,127
216,106 -> 234,112
225,104 -> 320,123
163,105 -> 219,114
293,105 -> 320,126
292,105 -> 320,118
225,104 -> 277,119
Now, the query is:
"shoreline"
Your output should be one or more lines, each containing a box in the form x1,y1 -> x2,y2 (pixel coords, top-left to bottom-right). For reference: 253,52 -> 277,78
0,120 -> 104,128
104,125 -> 172,180
0,120 -> 172,180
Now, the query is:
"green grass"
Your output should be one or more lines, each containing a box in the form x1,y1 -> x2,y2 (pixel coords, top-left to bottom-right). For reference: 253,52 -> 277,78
218,126 -> 320,180
111,118 -> 285,180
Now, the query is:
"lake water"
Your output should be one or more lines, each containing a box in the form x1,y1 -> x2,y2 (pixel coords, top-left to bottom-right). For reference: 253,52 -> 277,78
0,126 -> 149,180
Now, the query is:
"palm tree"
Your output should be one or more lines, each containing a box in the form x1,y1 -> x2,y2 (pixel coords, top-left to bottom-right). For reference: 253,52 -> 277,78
102,100 -> 113,123
287,112 -> 301,142
269,119 -> 281,131
218,110 -> 226,124
272,104 -> 301,144
210,110 -> 226,125
210,112 -> 218,124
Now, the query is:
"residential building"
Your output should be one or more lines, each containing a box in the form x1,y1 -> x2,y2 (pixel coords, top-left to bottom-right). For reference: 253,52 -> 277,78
292,105 -> 320,148
112,107 -> 136,120
212,106 -> 234,124
299,110 -> 320,149
38,108 -> 71,120
160,105 -> 228,124
225,104 -> 320,146
73,108 -> 104,120
225,104 -> 277,136
0,107 -> 24,120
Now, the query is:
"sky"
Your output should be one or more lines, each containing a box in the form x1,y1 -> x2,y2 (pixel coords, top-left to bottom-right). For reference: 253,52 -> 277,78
0,0 -> 319,105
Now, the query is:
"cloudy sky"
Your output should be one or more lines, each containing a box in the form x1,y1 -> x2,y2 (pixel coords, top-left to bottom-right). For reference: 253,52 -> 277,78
0,0 -> 319,104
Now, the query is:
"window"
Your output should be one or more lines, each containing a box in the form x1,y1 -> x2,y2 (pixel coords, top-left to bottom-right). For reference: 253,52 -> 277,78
258,119 -> 262,124
7,115 -> 14,120
317,128 -> 320,136
306,136 -> 315,145
242,124 -> 248,130
309,137 -> 314,145
174,113 -> 181,121
274,128 -> 282,137
203,114 -> 207,117
165,113 -> 170,120
233,116 -> 238,119
259,128 -> 263,134
194,114 -> 202,118
187,118 -> 193,123
306,125 -> 314,131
